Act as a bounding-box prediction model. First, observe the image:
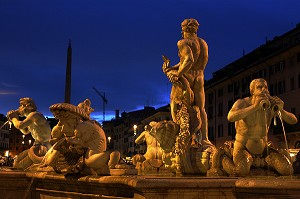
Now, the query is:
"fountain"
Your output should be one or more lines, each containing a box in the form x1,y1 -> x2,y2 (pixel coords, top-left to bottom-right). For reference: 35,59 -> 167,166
0,19 -> 300,199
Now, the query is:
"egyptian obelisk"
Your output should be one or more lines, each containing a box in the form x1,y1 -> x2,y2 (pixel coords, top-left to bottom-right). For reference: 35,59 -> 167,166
64,40 -> 72,103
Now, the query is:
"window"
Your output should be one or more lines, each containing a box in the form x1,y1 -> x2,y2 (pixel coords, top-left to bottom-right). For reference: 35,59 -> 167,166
234,81 -> 240,95
228,100 -> 233,112
279,60 -> 285,71
208,126 -> 214,140
218,103 -> 223,117
208,106 -> 214,120
228,83 -> 233,93
208,93 -> 214,105
218,88 -> 223,97
228,122 -> 236,139
278,80 -> 285,95
269,65 -> 274,75
274,84 -> 278,95
290,77 -> 295,91
269,84 -> 274,96
218,125 -> 223,138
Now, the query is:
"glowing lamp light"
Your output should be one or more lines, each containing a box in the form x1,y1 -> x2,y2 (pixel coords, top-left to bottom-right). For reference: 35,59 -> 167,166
22,141 -> 25,145
22,135 -> 25,139
29,140 -> 32,145
133,124 -> 137,136
5,151 -> 9,157
8,122 -> 12,130
107,136 -> 111,143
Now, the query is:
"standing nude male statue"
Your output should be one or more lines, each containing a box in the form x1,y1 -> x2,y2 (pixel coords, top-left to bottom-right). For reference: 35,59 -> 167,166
163,18 -> 212,148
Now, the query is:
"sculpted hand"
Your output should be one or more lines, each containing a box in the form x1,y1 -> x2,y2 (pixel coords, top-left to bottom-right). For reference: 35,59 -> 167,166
162,55 -> 170,73
252,95 -> 262,110
6,110 -> 19,121
271,96 -> 284,112
167,71 -> 179,84
253,95 -> 269,110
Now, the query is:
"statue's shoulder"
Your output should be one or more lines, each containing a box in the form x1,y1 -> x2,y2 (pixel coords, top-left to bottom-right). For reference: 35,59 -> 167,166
198,37 -> 208,48
177,38 -> 191,47
234,97 -> 251,108
27,111 -> 44,119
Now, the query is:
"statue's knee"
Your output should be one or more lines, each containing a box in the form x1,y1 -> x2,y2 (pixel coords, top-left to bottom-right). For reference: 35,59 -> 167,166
266,152 -> 293,176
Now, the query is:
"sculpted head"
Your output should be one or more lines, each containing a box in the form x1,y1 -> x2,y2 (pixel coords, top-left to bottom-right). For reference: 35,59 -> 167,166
181,18 -> 199,34
249,78 -> 269,96
18,97 -> 37,116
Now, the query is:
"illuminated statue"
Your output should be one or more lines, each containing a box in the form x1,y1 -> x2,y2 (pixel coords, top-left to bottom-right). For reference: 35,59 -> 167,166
7,97 -> 51,170
162,18 -> 212,149
41,100 -> 120,175
132,122 -> 165,172
208,78 -> 298,176
156,18 -> 215,175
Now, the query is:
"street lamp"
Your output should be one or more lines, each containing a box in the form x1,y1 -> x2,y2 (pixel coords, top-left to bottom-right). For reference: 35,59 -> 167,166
133,125 -> 137,136
107,136 -> 111,149
8,121 -> 12,130
133,125 -> 138,155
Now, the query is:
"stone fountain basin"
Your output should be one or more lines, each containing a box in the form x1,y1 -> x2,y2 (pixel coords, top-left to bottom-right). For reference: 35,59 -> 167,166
0,169 -> 299,198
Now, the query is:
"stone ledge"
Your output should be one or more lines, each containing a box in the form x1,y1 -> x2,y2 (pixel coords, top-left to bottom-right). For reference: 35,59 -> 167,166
1,170 -> 300,198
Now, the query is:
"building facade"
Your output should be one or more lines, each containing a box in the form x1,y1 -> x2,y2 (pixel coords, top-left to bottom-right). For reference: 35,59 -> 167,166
102,106 -> 171,157
205,24 -> 300,148
0,119 -> 10,156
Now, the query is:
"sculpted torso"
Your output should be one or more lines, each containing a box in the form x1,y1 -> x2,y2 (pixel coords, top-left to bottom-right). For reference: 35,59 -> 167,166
19,111 -> 51,143
135,131 -> 163,160
178,37 -> 208,84
231,97 -> 272,155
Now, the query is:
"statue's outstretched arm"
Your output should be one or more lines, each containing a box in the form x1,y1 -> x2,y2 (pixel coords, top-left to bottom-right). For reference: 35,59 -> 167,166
135,132 -> 146,144
227,99 -> 258,122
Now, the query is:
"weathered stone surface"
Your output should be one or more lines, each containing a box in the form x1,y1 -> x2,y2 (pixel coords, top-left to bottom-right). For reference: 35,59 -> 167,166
1,170 -> 300,198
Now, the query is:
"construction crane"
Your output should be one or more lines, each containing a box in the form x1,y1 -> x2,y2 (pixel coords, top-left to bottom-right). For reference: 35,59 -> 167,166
92,86 -> 108,122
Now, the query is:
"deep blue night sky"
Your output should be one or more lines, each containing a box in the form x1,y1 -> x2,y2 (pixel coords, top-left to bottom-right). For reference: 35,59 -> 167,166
1,0 -> 300,122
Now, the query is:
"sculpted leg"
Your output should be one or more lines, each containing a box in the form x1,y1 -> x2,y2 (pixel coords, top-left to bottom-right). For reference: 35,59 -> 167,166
85,151 -> 110,175
233,149 -> 253,177
13,150 -> 32,169
265,152 -> 293,175
193,80 -> 212,148
222,156 -> 236,176
200,108 -> 209,141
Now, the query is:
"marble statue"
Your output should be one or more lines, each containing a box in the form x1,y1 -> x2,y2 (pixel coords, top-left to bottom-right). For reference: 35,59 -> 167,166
41,100 -> 120,175
6,97 -> 52,170
132,122 -> 165,172
162,18 -> 212,148
151,18 -> 215,175
208,78 -> 298,177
